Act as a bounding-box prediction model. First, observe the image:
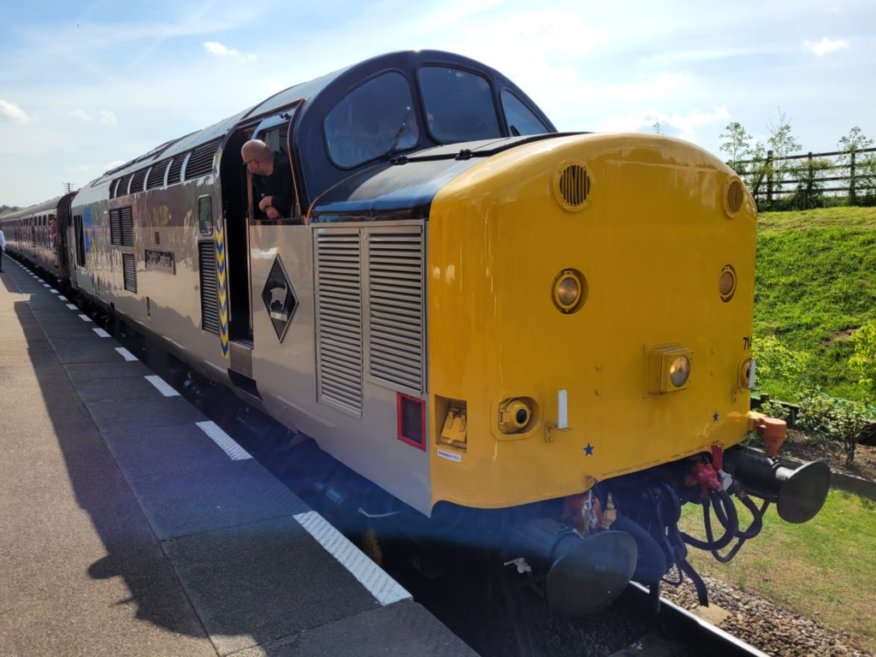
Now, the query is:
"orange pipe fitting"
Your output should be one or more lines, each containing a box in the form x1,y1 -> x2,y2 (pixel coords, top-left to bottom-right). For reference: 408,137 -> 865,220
754,415 -> 787,457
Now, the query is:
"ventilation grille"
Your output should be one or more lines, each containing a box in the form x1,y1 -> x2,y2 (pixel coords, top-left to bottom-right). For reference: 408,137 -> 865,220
109,208 -> 122,245
120,206 -> 134,246
115,174 -> 132,199
122,253 -> 137,293
367,229 -> 424,393
185,139 -> 220,180
315,230 -> 363,417
167,154 -> 186,185
146,158 -> 172,189
130,168 -> 148,194
198,241 -> 219,334
556,164 -> 590,209
109,179 -> 120,199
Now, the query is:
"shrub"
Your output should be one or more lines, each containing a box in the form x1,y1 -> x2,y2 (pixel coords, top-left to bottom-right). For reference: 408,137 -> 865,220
796,388 -> 869,465
754,335 -> 812,389
758,399 -> 791,421
849,320 -> 876,400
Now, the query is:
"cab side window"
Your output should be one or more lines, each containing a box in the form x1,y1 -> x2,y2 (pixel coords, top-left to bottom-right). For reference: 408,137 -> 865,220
501,89 -> 550,136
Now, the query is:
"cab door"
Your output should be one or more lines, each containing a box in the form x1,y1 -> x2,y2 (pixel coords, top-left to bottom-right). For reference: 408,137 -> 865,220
220,106 -> 302,395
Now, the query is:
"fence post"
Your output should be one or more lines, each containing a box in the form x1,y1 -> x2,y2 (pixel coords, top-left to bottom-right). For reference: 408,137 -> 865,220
804,152 -> 814,210
849,150 -> 857,206
766,150 -> 774,207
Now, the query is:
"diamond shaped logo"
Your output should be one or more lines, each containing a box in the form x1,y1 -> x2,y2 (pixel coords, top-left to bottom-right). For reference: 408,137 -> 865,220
261,256 -> 298,342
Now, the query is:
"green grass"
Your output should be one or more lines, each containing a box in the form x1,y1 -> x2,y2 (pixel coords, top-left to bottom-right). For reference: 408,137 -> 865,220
754,206 -> 876,404
679,489 -> 876,652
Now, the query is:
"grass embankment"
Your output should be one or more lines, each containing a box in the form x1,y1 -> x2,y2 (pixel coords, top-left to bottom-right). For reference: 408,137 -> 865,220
680,490 -> 876,652
754,206 -> 876,404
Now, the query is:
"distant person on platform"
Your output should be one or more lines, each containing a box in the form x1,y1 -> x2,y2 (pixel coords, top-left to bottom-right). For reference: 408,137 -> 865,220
241,139 -> 294,220
0,226 -> 6,272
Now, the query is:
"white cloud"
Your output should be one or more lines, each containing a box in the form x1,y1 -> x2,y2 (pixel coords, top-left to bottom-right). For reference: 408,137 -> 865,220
804,37 -> 848,56
203,41 -> 255,61
72,109 -> 91,121
0,99 -> 30,123
204,41 -> 239,56
593,106 -> 730,143
100,110 -> 118,126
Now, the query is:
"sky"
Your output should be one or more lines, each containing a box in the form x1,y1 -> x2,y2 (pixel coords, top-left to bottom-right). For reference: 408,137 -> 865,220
1,0 -> 874,207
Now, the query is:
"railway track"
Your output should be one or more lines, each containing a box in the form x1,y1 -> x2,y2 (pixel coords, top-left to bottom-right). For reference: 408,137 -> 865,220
620,583 -> 768,657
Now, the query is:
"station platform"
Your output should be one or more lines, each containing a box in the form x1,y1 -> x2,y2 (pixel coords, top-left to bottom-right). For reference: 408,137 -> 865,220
0,259 -> 477,657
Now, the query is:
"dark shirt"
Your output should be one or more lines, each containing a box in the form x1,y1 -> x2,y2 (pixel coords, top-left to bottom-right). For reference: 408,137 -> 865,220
253,150 -> 294,218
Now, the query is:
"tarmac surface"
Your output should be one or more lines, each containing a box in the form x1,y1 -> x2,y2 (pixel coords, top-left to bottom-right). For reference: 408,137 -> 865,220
0,257 -> 477,657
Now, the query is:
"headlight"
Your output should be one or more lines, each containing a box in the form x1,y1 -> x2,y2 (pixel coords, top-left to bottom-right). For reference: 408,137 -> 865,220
498,397 -> 537,434
669,355 -> 691,388
645,344 -> 693,394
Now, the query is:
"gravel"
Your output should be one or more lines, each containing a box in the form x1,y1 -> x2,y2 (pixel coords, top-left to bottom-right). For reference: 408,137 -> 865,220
661,574 -> 872,656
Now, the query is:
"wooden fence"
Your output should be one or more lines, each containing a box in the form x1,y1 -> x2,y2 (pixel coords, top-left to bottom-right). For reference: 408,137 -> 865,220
733,147 -> 876,209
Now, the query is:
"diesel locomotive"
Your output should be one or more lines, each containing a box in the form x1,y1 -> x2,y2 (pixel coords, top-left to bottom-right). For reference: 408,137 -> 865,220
1,50 -> 831,616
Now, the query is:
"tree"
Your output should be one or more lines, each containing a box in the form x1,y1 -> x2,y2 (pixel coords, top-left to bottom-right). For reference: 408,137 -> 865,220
838,126 -> 874,156
745,142 -> 769,202
838,127 -> 875,204
766,108 -> 801,162
719,121 -> 754,174
762,108 -> 802,206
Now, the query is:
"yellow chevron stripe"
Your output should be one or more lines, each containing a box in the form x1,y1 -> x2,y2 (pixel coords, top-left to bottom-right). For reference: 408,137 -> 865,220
215,221 -> 230,360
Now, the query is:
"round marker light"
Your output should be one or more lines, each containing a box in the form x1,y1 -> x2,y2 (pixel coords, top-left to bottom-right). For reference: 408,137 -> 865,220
669,355 -> 691,388
719,265 -> 736,302
553,269 -> 587,314
558,277 -> 579,306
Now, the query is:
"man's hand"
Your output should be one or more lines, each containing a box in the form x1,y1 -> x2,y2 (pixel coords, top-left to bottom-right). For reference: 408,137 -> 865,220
258,196 -> 273,213
265,207 -> 281,220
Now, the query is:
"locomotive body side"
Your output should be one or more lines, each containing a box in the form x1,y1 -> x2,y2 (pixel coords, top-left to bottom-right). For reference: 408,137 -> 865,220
246,219 -> 435,513
68,169 -> 233,385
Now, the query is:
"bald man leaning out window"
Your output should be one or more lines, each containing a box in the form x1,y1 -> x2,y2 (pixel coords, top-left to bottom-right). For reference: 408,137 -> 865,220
241,139 -> 294,220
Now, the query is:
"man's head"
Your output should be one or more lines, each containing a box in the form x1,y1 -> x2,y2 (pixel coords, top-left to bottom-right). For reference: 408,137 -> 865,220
241,140 -> 275,176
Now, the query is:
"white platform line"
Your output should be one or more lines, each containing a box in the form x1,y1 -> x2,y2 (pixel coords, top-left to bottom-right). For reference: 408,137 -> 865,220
78,313 -> 92,322
115,347 -> 138,362
50,290 -> 59,295
59,295 -> 68,301
66,304 -> 78,310
42,283 -> 50,288
93,327 -> 111,338
195,420 -> 253,461
145,375 -> 180,397
293,510 -> 411,606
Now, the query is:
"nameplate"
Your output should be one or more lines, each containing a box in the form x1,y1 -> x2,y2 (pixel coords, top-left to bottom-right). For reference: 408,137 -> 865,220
145,249 -> 176,274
